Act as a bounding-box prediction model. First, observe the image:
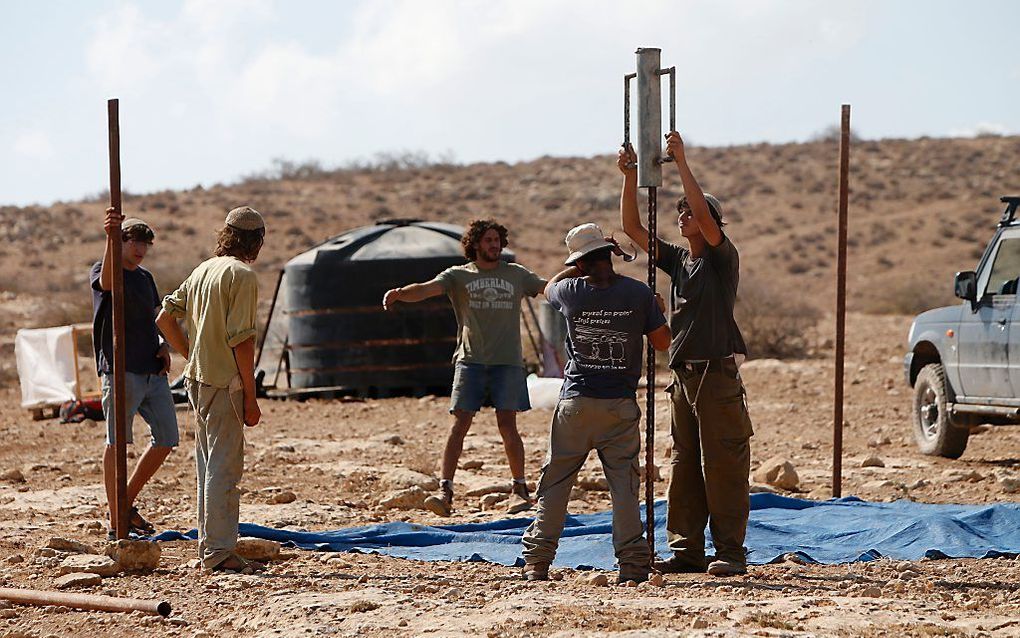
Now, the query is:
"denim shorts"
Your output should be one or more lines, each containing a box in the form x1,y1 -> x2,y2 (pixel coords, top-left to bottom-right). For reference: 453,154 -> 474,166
450,362 -> 531,413
101,372 -> 180,447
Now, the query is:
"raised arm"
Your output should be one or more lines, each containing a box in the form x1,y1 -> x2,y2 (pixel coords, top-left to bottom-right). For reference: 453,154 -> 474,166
544,266 -> 583,297
382,279 -> 445,310
617,145 -> 650,253
97,207 -> 124,291
666,131 -> 723,247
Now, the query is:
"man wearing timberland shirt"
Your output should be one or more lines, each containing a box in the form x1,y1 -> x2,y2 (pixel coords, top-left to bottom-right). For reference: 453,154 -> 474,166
156,206 -> 265,573
620,132 -> 754,577
521,223 -> 670,584
383,219 -> 546,517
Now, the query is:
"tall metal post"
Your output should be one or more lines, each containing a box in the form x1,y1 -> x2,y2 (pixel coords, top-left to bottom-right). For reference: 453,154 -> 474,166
833,104 -> 851,498
624,47 -> 675,562
107,98 -> 129,539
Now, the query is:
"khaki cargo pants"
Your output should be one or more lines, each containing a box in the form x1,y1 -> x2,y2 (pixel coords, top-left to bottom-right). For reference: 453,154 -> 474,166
522,396 -> 650,571
666,358 -> 753,568
186,378 -> 245,569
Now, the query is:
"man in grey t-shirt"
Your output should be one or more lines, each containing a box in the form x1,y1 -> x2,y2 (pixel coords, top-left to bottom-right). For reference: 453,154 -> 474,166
619,132 -> 755,578
383,219 -> 545,518
521,223 -> 670,584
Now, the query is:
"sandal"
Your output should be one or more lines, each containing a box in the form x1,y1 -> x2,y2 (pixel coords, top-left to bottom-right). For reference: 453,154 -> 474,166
129,507 -> 156,533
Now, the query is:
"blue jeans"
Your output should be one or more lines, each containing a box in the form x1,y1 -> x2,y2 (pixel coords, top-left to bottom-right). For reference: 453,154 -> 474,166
101,372 -> 179,447
449,363 -> 531,413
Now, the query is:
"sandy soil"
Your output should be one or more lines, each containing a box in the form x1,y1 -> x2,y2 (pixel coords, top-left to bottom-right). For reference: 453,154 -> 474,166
0,313 -> 1016,637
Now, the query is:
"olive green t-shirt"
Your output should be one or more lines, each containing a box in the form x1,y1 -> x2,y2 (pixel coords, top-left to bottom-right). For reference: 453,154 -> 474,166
435,261 -> 546,367
161,256 -> 259,388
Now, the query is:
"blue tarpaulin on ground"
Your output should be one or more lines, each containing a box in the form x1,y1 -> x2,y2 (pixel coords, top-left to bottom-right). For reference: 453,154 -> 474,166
153,494 -> 1020,569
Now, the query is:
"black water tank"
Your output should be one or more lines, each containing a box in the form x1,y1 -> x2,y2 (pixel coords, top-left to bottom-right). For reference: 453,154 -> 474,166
283,219 -> 514,396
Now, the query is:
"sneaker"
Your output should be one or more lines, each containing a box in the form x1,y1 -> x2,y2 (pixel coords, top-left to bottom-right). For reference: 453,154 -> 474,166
653,554 -> 706,574
506,482 -> 534,515
523,562 -> 549,581
707,559 -> 747,577
424,484 -> 453,517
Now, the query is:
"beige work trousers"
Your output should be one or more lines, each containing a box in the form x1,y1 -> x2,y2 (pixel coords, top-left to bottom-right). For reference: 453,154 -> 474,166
186,378 -> 245,569
666,360 -> 753,568
522,396 -> 650,571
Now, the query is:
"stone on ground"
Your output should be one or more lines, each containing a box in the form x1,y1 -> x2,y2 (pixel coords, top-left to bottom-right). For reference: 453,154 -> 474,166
479,492 -> 508,510
860,454 -> 885,468
58,554 -> 120,577
378,486 -> 428,510
1000,476 -> 1020,494
45,537 -> 97,555
752,456 -> 800,490
272,491 -> 297,504
465,483 -> 512,497
55,572 -> 102,589
1,469 -> 25,482
459,459 -> 484,470
587,573 -> 609,587
105,539 -> 160,572
380,469 -> 439,492
576,473 -> 608,491
235,538 -> 282,562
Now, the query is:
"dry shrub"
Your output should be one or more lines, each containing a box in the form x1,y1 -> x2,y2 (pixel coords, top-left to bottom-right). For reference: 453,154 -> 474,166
863,279 -> 957,315
737,276 -> 821,359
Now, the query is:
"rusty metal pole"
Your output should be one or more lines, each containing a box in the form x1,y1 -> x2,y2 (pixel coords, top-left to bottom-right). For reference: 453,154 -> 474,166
107,98 -> 129,538
833,104 -> 851,498
0,587 -> 170,616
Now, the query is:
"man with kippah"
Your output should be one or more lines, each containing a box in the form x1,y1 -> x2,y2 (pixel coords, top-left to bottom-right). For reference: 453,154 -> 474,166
620,131 -> 754,577
156,206 -> 266,573
91,207 -> 179,538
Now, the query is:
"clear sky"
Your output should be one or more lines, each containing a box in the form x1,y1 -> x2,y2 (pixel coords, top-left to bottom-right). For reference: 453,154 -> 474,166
2,0 -> 1018,206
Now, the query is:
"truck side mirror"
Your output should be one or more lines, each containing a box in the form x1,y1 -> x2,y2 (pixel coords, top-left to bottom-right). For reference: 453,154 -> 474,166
954,271 -> 977,301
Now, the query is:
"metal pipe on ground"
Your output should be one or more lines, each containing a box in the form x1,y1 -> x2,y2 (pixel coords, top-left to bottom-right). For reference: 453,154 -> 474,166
0,588 -> 171,617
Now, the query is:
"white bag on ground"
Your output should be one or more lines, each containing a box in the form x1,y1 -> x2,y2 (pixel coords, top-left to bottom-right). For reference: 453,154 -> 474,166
15,326 -> 77,408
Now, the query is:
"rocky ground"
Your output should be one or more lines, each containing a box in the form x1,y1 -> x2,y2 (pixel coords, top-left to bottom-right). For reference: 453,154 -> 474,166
0,313 -> 1017,637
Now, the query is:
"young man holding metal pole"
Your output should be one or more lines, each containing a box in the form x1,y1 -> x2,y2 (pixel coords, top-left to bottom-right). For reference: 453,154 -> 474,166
155,206 -> 266,573
619,132 -> 754,577
382,220 -> 546,517
521,223 -> 670,583
91,208 -> 178,538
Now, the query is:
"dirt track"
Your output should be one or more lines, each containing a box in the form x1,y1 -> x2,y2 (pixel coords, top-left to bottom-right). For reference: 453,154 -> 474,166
0,313 -> 1017,637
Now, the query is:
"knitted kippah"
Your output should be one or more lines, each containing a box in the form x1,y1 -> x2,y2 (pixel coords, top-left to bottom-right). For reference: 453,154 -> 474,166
225,206 -> 265,231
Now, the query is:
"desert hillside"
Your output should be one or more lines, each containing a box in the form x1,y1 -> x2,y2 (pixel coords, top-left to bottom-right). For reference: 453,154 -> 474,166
1,134 -> 1018,382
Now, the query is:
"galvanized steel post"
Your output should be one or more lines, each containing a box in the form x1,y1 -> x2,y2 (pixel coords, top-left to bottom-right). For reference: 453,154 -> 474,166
624,47 -> 677,564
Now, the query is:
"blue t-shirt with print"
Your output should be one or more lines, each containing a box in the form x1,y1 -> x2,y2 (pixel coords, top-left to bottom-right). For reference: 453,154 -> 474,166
546,275 -> 666,399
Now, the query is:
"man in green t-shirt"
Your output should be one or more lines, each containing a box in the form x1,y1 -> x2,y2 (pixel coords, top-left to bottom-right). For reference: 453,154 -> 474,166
156,206 -> 266,573
383,219 -> 546,517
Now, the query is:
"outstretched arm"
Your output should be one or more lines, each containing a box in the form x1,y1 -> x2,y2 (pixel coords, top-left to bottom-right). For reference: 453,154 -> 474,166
382,279 -> 445,310
666,131 -> 723,247
617,145 -> 650,253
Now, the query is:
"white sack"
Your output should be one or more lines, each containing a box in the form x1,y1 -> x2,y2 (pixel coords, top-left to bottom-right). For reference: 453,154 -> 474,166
15,326 -> 77,408
526,374 -> 563,410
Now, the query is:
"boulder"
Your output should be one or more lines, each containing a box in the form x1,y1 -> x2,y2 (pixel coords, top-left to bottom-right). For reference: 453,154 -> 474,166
105,539 -> 160,572
58,554 -> 120,577
235,538 -> 282,562
752,456 -> 800,490
587,573 -> 608,587
55,572 -> 102,589
379,486 -> 428,510
380,469 -> 439,492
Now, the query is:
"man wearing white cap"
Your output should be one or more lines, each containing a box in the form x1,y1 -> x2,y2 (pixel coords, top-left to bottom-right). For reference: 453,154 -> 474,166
156,206 -> 266,572
91,207 -> 178,538
521,223 -> 670,584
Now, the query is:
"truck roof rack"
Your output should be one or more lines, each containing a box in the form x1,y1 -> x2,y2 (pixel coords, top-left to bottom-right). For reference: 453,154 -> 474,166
998,196 -> 1020,227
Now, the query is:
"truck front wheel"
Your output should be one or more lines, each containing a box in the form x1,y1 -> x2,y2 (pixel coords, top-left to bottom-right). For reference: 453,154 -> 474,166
913,363 -> 970,458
